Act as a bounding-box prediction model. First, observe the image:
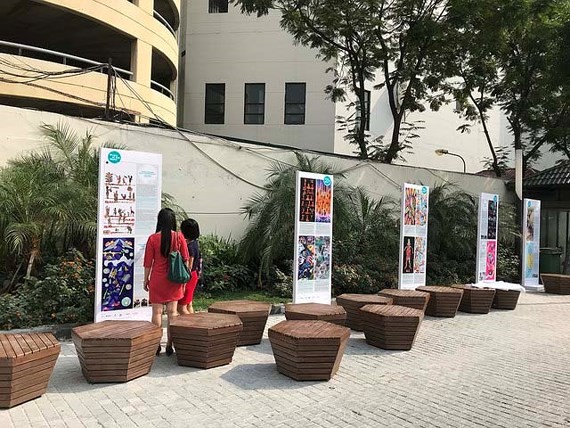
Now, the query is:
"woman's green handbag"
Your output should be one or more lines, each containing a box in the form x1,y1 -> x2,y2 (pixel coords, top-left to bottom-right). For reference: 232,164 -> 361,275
168,232 -> 190,284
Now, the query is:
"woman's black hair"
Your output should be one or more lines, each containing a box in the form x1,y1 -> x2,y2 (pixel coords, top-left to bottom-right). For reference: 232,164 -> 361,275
180,218 -> 200,241
155,208 -> 177,257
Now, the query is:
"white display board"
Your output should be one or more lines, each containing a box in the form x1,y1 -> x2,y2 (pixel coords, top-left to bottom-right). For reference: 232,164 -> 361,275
522,199 -> 541,288
399,183 -> 429,290
476,193 -> 499,283
94,149 -> 162,322
293,171 -> 333,303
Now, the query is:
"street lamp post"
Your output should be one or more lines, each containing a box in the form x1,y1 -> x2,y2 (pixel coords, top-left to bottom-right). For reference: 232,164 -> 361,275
435,149 -> 466,173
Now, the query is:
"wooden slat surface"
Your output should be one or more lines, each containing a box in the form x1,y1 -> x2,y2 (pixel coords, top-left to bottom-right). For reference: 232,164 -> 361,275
208,300 -> 271,314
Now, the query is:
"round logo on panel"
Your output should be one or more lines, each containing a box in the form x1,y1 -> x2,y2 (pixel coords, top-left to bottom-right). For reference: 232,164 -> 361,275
421,186 -> 428,194
108,151 -> 122,164
323,176 -> 332,186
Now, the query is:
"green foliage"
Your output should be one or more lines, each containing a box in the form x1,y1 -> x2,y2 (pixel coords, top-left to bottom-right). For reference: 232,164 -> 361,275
0,250 -> 95,330
497,246 -> 520,283
240,153 -> 353,275
200,235 -> 255,293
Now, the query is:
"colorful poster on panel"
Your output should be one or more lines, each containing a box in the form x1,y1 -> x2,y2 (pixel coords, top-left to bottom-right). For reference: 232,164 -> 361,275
522,199 -> 541,288
476,193 -> 499,282
95,149 -> 162,322
293,171 -> 333,303
399,184 -> 429,289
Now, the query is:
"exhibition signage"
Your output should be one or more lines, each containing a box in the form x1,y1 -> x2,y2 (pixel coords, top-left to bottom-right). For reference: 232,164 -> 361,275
476,193 -> 499,282
522,199 -> 541,288
293,171 -> 333,303
399,183 -> 429,290
94,148 -> 162,322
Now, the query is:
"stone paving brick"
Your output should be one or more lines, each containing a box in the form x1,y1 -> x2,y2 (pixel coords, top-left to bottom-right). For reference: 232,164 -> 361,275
1,293 -> 569,427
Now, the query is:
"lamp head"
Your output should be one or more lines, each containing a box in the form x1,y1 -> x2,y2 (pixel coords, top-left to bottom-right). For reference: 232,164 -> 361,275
435,149 -> 449,156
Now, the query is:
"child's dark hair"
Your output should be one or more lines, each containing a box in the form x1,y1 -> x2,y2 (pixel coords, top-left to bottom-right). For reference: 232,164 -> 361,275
155,208 -> 177,257
180,218 -> 200,241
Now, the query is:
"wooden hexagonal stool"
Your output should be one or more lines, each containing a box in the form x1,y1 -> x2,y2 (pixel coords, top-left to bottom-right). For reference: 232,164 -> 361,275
268,320 -> 350,381
542,274 -> 570,295
285,303 -> 346,325
335,294 -> 393,331
416,286 -> 464,317
492,289 -> 521,310
72,321 -> 162,383
208,300 -> 271,346
451,285 -> 496,314
360,305 -> 424,350
378,289 -> 430,312
0,333 -> 60,408
170,313 -> 243,369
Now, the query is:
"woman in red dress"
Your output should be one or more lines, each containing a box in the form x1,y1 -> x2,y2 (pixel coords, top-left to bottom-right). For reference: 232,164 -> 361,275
143,208 -> 189,356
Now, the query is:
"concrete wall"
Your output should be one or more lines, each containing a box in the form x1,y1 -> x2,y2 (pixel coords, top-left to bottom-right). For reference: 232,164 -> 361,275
0,105 -> 513,240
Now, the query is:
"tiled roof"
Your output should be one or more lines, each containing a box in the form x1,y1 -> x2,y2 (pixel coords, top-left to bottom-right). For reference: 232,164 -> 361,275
524,162 -> 570,188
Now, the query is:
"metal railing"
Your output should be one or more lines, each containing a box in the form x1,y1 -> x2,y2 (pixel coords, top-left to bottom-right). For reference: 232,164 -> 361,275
0,40 -> 132,78
153,10 -> 176,36
0,40 -> 175,101
150,80 -> 175,100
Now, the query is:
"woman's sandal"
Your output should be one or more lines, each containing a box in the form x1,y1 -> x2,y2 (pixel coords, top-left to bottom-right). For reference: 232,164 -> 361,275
165,345 -> 174,356
156,345 -> 162,356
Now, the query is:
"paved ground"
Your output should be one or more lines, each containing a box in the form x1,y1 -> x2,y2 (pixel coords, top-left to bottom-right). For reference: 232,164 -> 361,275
1,292 -> 569,428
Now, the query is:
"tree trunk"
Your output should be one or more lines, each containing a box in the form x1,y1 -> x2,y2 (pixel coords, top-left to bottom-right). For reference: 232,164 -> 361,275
385,115 -> 403,164
25,240 -> 40,279
468,91 -> 501,177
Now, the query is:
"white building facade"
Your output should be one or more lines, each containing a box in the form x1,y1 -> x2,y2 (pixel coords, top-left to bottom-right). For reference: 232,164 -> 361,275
179,1 -> 529,173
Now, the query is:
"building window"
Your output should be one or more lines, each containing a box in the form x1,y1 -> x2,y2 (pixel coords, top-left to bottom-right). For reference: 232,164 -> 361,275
356,90 -> 371,131
205,83 -> 225,124
209,0 -> 228,13
285,83 -> 306,125
244,83 -> 265,125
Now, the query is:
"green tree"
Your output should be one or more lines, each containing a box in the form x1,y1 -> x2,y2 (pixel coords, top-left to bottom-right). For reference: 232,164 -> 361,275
239,153 -> 353,278
0,123 -> 113,283
234,0 -> 452,163
439,0 -> 570,173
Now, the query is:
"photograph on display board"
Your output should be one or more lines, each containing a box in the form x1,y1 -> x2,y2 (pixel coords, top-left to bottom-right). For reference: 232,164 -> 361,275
416,191 -> 428,226
101,238 -> 135,311
402,236 -> 415,273
297,235 -> 315,280
299,178 -> 316,222
103,171 -> 136,235
315,180 -> 332,223
413,237 -> 426,274
525,204 -> 536,241
314,236 -> 331,280
485,241 -> 497,280
525,242 -> 539,280
404,187 -> 418,225
487,199 -> 497,239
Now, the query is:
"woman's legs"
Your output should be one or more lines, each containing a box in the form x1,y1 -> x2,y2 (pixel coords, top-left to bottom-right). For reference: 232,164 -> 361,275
165,301 -> 178,348
151,303 -> 163,329
177,302 -> 191,315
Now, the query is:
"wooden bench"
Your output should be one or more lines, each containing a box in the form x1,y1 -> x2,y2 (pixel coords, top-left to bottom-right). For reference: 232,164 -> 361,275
285,303 -> 347,325
208,300 -> 271,346
451,285 -> 496,314
268,320 -> 350,381
541,274 -> 570,295
492,289 -> 521,310
416,286 -> 464,317
72,321 -> 162,383
0,333 -> 60,408
378,289 -> 430,312
360,305 -> 423,350
170,313 -> 242,369
335,294 -> 393,331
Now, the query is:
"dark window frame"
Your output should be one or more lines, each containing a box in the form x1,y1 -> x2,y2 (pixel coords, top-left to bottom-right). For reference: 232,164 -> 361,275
209,0 -> 228,13
284,82 -> 306,125
204,83 -> 225,124
244,83 -> 266,125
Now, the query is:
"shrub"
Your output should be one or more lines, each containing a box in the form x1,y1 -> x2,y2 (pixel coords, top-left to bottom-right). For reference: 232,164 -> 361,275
0,250 -> 95,329
200,235 -> 255,293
